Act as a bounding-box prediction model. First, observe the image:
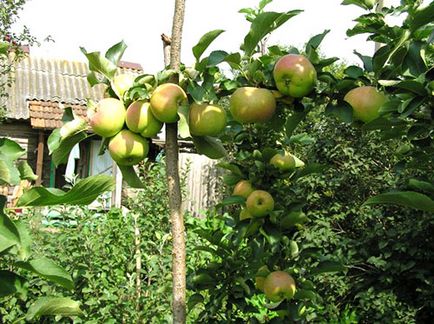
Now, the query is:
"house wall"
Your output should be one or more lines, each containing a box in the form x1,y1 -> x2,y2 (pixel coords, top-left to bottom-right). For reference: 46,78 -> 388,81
0,120 -> 51,205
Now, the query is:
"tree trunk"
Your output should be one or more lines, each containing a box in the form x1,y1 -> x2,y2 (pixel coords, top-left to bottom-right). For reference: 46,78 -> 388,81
164,0 -> 187,322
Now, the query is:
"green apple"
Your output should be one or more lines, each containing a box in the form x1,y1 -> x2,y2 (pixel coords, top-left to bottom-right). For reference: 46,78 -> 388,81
263,271 -> 296,302
255,265 -> 271,292
88,98 -> 126,138
230,87 -> 276,123
150,83 -> 187,123
189,102 -> 227,136
273,54 -> 317,98
108,129 -> 149,166
125,101 -> 163,137
344,86 -> 387,123
233,180 -> 255,199
270,152 -> 296,171
246,190 -> 274,217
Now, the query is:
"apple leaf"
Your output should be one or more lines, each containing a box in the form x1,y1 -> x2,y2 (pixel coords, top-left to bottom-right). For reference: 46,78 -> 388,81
325,101 -> 353,123
52,131 -> 88,167
0,196 -> 21,252
285,110 -> 308,139
16,257 -> 74,290
341,0 -> 375,10
26,297 -> 83,321
0,270 -> 27,298
17,174 -> 114,207
193,29 -> 225,61
0,138 -> 26,161
118,165 -> 144,189
192,136 -> 227,159
105,40 -> 127,66
80,47 -> 117,80
178,104 -> 191,139
408,179 -> 434,195
242,10 -> 301,56
305,29 -> 330,51
364,191 -> 434,213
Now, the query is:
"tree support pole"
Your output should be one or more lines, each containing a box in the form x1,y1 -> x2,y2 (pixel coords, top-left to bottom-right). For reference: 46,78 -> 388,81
164,0 -> 186,322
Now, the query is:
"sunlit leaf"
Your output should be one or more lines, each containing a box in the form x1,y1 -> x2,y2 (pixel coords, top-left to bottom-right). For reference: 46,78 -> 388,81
16,258 -> 74,290
17,175 -> 114,207
193,29 -> 225,61
26,297 -> 83,321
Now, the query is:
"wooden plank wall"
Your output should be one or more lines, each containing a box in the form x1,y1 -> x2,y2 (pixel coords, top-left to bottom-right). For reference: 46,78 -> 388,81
0,121 -> 50,206
179,153 -> 222,217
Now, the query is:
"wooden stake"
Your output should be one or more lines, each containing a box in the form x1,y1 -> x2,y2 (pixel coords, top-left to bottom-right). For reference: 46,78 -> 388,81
35,130 -> 44,186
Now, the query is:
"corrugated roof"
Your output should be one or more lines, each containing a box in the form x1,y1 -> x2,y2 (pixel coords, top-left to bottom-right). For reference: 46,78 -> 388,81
6,55 -> 141,120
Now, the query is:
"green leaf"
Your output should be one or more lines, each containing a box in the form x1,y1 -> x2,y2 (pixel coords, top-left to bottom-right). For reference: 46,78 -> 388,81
192,136 -> 227,159
188,293 -> 204,313
344,65 -> 364,79
406,2 -> 434,32
17,161 -> 38,181
0,270 -> 27,298
26,297 -> 83,321
14,220 -> 32,260
47,129 -> 61,154
178,104 -> 191,139
52,131 -> 88,167
353,50 -> 373,72
408,179 -> 434,195
325,102 -> 353,123
311,260 -> 345,275
285,111 -> 307,138
243,10 -> 301,56
17,174 -> 114,207
0,42 -> 9,55
118,165 -> 144,189
0,196 -> 21,251
105,40 -> 127,65
0,159 -> 20,186
216,162 -> 244,177
0,138 -> 26,161
364,191 -> 434,213
192,29 -> 225,61
218,196 -> 245,207
394,80 -> 427,96
305,30 -> 330,50
16,257 -> 74,290
80,47 -> 117,80
341,0 -> 375,10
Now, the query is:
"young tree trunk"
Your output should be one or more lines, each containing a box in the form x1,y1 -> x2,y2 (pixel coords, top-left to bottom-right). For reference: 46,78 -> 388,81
165,0 -> 186,322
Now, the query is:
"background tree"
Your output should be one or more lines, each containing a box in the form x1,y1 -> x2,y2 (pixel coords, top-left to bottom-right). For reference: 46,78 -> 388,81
0,0 -> 39,119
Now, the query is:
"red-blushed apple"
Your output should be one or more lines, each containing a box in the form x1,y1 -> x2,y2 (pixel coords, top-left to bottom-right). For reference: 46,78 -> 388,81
233,180 -> 255,199
150,83 -> 187,123
263,271 -> 296,302
88,98 -> 126,138
189,102 -> 227,136
246,190 -> 275,217
230,87 -> 276,123
270,152 -> 296,171
112,73 -> 135,99
273,54 -> 317,98
344,86 -> 387,123
108,129 -> 149,166
125,101 -> 163,137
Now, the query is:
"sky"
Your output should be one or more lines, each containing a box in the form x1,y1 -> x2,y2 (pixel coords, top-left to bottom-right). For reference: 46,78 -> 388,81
13,0 -> 389,73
